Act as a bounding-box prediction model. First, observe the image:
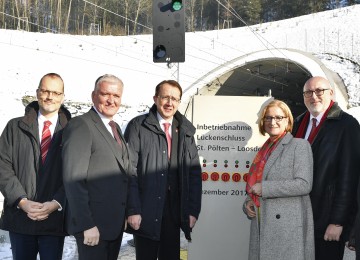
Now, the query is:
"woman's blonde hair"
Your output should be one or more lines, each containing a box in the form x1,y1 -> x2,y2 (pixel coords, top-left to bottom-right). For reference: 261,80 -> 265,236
258,100 -> 294,136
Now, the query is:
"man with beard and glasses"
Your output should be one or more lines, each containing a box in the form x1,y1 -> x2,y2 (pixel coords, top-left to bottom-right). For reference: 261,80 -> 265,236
293,76 -> 360,260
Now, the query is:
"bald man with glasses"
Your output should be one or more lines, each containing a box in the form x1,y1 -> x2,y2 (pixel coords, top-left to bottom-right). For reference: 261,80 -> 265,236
293,76 -> 360,260
0,73 -> 71,260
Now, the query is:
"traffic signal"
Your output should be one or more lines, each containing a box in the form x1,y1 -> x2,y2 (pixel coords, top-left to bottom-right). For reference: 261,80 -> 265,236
153,0 -> 185,63
171,0 -> 183,11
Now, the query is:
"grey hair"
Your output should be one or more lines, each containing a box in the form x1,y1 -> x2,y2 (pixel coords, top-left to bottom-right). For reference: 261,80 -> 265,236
94,74 -> 123,91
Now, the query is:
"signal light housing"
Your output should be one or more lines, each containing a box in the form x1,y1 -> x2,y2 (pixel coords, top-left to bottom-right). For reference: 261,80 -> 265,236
153,0 -> 185,63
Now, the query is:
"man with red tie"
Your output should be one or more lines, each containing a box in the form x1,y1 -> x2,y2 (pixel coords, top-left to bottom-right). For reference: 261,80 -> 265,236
0,73 -> 71,260
293,76 -> 360,260
125,80 -> 202,260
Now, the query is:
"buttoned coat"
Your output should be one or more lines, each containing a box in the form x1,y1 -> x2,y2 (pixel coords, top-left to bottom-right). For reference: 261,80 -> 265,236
244,133 -> 315,260
62,108 -> 131,240
124,105 -> 202,241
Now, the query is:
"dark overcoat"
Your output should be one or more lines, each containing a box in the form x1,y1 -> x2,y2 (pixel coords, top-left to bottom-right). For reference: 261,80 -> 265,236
293,103 -> 360,239
0,101 -> 70,236
124,105 -> 202,241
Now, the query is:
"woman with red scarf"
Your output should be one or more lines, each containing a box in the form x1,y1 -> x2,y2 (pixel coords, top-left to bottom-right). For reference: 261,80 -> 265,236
243,100 -> 315,260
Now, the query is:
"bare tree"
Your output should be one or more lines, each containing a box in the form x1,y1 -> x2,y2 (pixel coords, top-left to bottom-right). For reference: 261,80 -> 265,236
200,0 -> 204,29
56,0 -> 62,32
81,0 -> 86,34
0,1 -> 2,28
14,0 -> 19,24
132,0 -> 143,35
65,0 -> 72,33
188,0 -> 196,31
48,0 -> 54,32
123,0 -> 129,35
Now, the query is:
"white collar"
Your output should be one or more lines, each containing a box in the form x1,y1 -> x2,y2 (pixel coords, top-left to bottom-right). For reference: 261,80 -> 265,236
38,112 -> 58,126
309,111 -> 324,124
156,112 -> 173,126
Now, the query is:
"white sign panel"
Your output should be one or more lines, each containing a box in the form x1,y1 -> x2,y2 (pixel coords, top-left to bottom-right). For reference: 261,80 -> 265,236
188,96 -> 272,260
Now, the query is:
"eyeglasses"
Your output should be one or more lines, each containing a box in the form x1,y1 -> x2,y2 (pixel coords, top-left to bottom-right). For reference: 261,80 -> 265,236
38,88 -> 63,97
38,88 -> 63,98
303,88 -> 329,98
263,116 -> 287,122
158,95 -> 181,103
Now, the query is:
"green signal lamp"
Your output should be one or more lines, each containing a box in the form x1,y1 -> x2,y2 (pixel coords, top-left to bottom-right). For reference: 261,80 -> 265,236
172,0 -> 183,11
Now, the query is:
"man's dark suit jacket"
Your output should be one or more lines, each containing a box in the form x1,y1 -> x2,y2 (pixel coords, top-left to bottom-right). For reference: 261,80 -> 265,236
62,108 -> 131,240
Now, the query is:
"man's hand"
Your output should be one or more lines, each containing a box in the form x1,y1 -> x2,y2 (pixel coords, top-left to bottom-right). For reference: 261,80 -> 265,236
189,215 -> 197,228
30,201 -> 59,221
83,226 -> 100,246
19,200 -> 59,221
128,215 -> 142,230
245,200 -> 256,218
324,224 -> 343,241
345,241 -> 355,251
18,199 -> 44,220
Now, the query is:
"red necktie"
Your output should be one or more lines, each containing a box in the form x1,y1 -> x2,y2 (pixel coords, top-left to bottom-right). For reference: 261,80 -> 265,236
308,118 -> 317,140
163,123 -> 171,159
109,120 -> 122,146
41,121 -> 52,164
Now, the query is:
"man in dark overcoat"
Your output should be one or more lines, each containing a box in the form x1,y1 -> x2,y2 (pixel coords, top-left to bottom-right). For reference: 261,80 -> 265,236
125,80 -> 202,260
293,76 -> 360,260
0,73 -> 70,260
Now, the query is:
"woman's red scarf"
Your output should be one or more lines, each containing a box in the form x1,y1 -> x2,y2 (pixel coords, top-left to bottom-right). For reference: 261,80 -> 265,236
246,132 -> 286,207
294,100 -> 334,144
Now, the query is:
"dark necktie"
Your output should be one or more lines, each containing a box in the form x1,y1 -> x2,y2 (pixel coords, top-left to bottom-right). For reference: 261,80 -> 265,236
308,118 -> 317,140
41,120 -> 52,164
109,120 -> 122,146
163,123 -> 172,159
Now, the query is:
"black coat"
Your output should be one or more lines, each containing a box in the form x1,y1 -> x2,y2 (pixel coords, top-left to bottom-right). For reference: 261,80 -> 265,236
356,181 -> 360,259
124,105 -> 202,241
293,103 -> 360,239
0,101 -> 71,236
352,179 -> 360,259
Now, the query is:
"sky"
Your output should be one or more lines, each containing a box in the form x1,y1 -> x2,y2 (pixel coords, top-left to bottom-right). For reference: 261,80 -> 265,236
0,4 -> 359,260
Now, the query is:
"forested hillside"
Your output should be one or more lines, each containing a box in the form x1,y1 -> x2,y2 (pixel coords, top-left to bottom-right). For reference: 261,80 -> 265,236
1,0 -> 359,35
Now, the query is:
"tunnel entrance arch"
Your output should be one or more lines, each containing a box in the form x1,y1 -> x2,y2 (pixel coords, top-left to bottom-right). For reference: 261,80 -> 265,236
183,49 -> 348,119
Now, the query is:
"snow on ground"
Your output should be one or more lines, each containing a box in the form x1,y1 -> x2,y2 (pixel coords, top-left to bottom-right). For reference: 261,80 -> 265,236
0,4 -> 359,260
